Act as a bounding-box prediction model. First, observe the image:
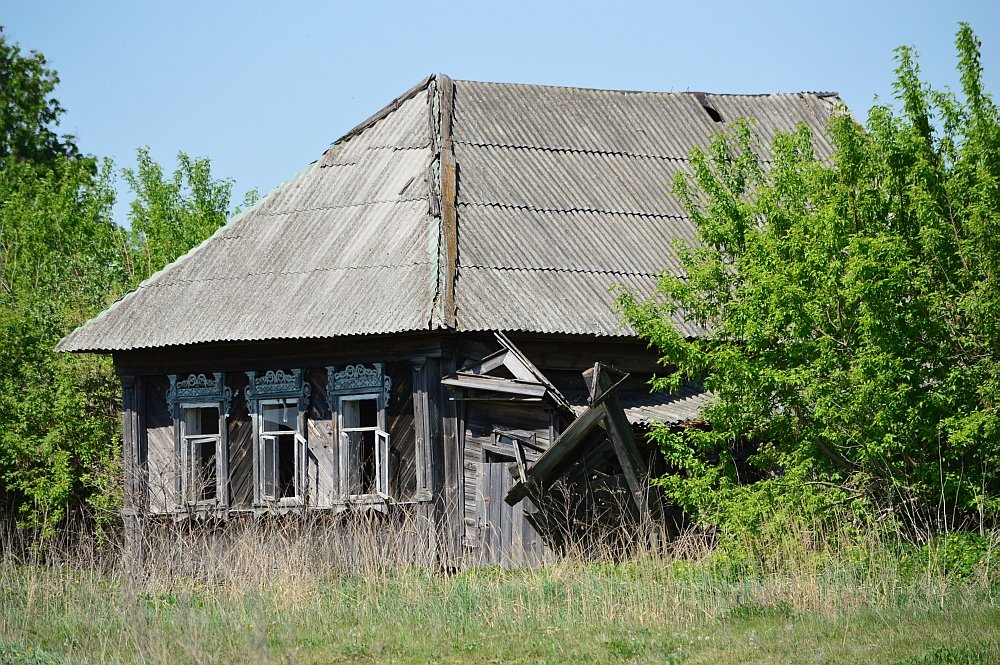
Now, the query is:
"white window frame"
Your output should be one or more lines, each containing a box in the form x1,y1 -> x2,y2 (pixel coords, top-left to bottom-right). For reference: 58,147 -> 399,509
254,397 -> 306,506
337,393 -> 390,500
178,401 -> 225,507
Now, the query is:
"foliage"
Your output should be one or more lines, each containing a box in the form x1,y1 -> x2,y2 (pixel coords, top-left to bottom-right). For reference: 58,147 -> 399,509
1,518 -> 998,664
0,156 -> 127,533
0,32 -> 239,533
0,26 -> 82,166
122,147 -> 233,280
0,150 -> 237,533
618,24 -> 1000,535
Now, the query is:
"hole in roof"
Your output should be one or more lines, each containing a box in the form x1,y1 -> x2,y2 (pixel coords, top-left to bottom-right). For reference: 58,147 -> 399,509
702,104 -> 723,123
691,92 -> 724,123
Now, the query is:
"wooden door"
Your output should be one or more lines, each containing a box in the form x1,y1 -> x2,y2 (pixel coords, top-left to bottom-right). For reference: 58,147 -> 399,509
472,462 -> 544,567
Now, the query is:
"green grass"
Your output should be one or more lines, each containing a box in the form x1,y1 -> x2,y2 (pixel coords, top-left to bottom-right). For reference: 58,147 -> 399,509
2,517 -> 998,664
2,551 -> 998,664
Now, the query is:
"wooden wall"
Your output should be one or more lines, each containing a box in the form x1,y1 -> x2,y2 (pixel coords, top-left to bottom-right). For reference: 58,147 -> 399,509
462,400 -> 553,550
128,358 -> 425,515
227,373 -> 253,508
387,363 -> 417,502
116,332 -> 665,566
144,375 -> 174,513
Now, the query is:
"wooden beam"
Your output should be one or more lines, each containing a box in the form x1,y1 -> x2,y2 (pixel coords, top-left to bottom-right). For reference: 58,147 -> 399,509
440,373 -> 547,397
495,332 -> 575,417
587,363 -> 651,519
438,74 -> 458,329
505,402 -> 607,505
460,348 -> 509,375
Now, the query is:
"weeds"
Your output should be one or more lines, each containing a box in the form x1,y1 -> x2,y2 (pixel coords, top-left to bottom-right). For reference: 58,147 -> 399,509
1,510 -> 997,664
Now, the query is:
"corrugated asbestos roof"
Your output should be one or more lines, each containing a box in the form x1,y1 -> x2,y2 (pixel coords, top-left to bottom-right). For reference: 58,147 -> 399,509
450,80 -> 840,338
565,381 -> 711,426
58,81 -> 439,352
58,76 -> 841,352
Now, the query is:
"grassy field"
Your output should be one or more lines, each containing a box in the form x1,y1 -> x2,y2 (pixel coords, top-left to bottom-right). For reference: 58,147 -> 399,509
2,522 -> 998,664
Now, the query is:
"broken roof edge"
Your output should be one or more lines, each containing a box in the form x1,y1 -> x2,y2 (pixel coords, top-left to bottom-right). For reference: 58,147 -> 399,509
331,74 -> 436,148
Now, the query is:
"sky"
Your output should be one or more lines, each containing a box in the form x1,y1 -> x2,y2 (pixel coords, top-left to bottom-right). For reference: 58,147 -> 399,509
6,0 -> 1000,227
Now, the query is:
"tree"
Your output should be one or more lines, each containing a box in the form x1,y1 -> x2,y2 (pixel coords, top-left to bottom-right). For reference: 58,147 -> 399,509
618,24 -> 1000,537
0,26 -> 82,166
123,147 -> 234,281
0,30 -> 244,532
0,156 -> 127,532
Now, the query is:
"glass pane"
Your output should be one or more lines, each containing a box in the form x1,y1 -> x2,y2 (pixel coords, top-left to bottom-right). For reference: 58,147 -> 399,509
376,430 -> 389,497
277,434 -> 296,498
262,435 -> 276,499
262,401 -> 295,433
185,406 -> 219,436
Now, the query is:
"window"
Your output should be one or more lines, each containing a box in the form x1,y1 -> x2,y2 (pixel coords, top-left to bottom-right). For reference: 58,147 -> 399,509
180,403 -> 223,504
246,369 -> 308,506
259,398 -> 302,501
326,363 -> 393,501
339,395 -> 389,499
168,372 -> 230,509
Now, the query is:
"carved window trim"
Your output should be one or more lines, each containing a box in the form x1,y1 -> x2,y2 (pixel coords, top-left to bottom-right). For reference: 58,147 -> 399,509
167,373 -> 231,510
326,363 -> 391,411
167,372 -> 231,419
246,369 -> 309,507
326,364 -> 392,503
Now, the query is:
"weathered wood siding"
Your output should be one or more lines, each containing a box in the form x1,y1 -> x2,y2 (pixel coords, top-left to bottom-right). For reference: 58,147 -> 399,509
144,375 -> 175,513
462,401 -> 552,548
472,462 -> 545,567
226,373 -> 253,508
305,368 -> 337,507
387,363 -> 417,502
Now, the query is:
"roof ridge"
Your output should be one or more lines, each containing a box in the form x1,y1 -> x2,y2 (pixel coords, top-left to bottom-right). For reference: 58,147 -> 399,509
453,77 -> 839,99
331,74 -> 435,147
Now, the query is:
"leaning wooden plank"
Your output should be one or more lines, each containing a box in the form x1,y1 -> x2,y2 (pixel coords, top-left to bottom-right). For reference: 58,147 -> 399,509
441,373 -> 548,397
505,403 -> 607,505
588,363 -> 651,518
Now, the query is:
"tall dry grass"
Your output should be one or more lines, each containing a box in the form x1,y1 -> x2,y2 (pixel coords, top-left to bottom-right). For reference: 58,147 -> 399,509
1,506 -> 998,664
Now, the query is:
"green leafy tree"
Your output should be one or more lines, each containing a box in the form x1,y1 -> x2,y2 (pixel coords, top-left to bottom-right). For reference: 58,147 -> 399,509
0,156 -> 127,532
0,26 -> 82,165
0,148 -> 242,534
123,147 -> 234,280
618,24 -> 1000,537
0,30 -> 243,532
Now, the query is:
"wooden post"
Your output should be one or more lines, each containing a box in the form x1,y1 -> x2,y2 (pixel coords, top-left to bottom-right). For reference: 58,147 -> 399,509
436,350 -> 463,568
412,357 -> 438,565
587,363 -> 663,547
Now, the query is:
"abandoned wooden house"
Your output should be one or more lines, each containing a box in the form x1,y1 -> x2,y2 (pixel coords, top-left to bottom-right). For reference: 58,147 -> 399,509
58,75 -> 840,566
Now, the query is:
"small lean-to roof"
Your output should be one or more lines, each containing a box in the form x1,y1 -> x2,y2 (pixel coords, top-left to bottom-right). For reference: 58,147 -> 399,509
58,75 -> 842,352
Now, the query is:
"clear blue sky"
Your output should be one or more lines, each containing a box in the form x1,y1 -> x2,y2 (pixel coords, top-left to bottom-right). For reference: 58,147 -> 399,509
7,0 -> 999,226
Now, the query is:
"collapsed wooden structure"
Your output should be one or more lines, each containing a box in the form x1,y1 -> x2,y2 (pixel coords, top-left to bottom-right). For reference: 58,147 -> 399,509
58,75 -> 840,567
